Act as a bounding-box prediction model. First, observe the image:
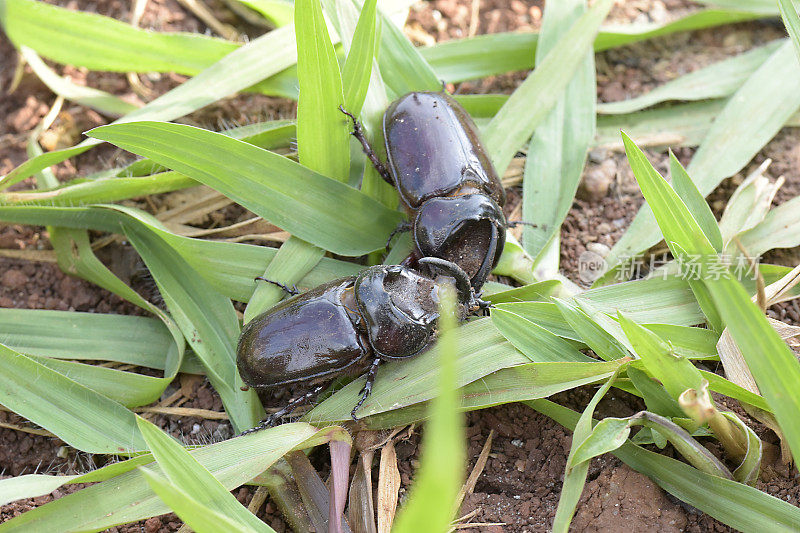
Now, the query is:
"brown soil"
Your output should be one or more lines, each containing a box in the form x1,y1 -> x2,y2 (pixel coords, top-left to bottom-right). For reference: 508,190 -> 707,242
2,0 -> 800,531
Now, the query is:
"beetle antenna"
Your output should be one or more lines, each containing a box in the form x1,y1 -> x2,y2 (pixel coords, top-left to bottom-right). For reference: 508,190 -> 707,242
418,257 -> 473,304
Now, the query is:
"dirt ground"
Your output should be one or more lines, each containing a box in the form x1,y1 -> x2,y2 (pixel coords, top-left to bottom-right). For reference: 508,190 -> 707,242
2,0 -> 800,531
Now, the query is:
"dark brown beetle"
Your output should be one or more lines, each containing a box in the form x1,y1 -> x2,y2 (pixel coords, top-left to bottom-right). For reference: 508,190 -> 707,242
237,258 -> 477,432
341,90 -> 507,292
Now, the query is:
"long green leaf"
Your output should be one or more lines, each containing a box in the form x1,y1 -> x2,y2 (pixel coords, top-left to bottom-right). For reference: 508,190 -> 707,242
123,221 -> 263,433
393,287 -> 464,532
522,0 -> 595,272
141,470 -> 260,533
596,41 -> 781,114
0,424 -> 345,532
88,121 -> 402,256
553,366 -> 625,532
621,133 -> 800,463
245,0 -> 350,321
137,417 -> 273,532
0,0 -> 237,73
484,0 -> 612,175
780,0 -> 800,62
0,22 -> 300,189
422,9 -> 771,83
604,39 -> 800,276
0,342 -> 146,453
530,399 -> 800,533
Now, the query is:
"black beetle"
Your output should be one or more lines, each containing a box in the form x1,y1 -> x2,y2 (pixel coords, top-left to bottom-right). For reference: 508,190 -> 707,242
341,90 -> 507,292
237,257 -> 477,432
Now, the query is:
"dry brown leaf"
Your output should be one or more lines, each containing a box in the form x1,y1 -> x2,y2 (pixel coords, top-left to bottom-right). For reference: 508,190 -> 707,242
377,440 -> 401,533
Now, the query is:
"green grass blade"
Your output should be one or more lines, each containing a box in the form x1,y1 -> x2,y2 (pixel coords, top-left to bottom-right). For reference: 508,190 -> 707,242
31,356 -> 165,408
360,360 -> 623,430
621,134 -> 800,463
530,399 -> 800,533
604,39 -> 800,275
0,424 -> 345,532
422,9 -> 771,83
0,342 -> 146,453
245,0 -> 350,320
88,122 -> 402,256
522,0 -> 595,269
0,0 -> 237,73
553,365 -> 625,532
554,298 -> 629,361
0,23 -> 299,189
307,318 -> 527,422
375,4 -> 440,95
137,417 -> 274,531
0,204 -> 362,302
141,470 -> 261,533
596,41 -> 781,114
1,172 -> 195,207
492,307 -> 593,362
392,287 -> 464,533
236,0 -> 294,26
619,313 -> 704,399
123,221 -> 263,433
669,151 -> 723,252
738,194 -> 800,258
780,0 -> 800,62
0,309 -> 172,366
20,46 -> 139,116
483,0 -> 612,175
341,0 -> 378,115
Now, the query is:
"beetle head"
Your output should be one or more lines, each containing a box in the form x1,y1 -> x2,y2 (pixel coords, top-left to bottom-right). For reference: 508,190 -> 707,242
413,194 -> 506,291
354,265 -> 441,360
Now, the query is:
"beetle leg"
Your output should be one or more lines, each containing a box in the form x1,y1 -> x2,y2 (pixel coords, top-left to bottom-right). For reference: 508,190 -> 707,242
385,221 -> 412,250
351,358 -> 381,421
338,105 -> 394,185
254,277 -> 300,296
239,384 -> 326,436
507,220 -> 538,229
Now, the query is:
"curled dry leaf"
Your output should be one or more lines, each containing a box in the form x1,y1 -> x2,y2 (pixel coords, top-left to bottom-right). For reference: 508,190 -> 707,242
377,440 -> 401,533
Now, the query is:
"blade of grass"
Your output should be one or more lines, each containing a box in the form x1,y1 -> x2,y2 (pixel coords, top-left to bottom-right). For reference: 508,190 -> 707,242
123,221 -> 264,434
137,416 -> 275,531
0,342 -> 146,453
552,364 -> 626,532
491,307 -> 593,363
779,0 -> 800,62
0,424 -> 347,532
0,0 -> 237,73
596,41 -> 781,114
20,46 -> 140,116
522,0 -> 595,274
245,0 -> 350,321
375,3 -> 440,96
340,0 -> 378,116
141,470 -> 262,533
421,8 -> 772,83
603,39 -> 800,277
392,286 -> 464,533
621,133 -> 800,463
530,399 -> 800,533
0,203 -> 363,302
0,22 -> 300,190
483,0 -> 613,176
88,121 -> 402,256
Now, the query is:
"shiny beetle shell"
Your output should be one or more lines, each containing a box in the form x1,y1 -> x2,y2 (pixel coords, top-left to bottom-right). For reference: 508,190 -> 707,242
236,263 -> 468,390
381,91 -> 507,290
236,278 -> 370,388
383,91 -> 505,208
